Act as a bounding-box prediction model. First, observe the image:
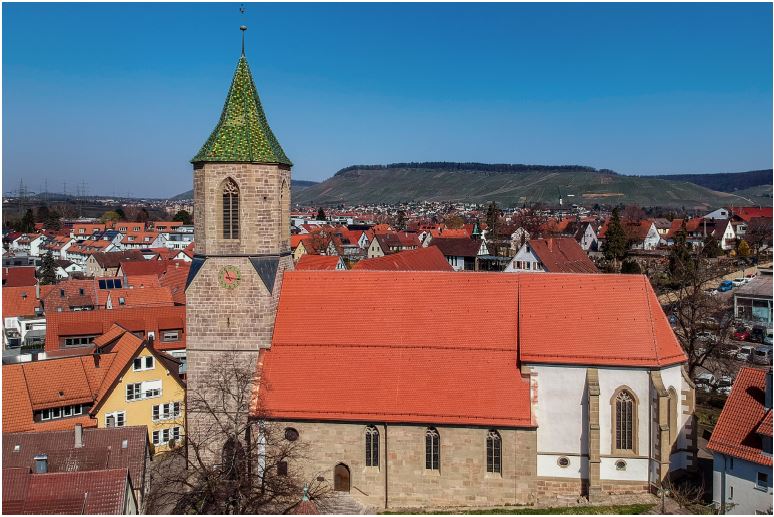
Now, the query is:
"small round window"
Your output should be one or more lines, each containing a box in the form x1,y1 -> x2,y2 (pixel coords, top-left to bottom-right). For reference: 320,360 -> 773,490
557,457 -> 570,468
615,460 -> 627,471
284,427 -> 299,442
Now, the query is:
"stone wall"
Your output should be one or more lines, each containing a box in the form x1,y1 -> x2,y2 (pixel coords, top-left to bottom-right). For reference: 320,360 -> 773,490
271,421 -> 538,510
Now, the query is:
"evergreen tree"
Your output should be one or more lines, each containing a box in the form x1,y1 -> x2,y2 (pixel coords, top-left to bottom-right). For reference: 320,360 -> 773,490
115,207 -> 126,219
701,235 -> 723,258
316,207 -> 326,221
603,208 -> 628,266
485,201 -> 500,238
38,251 -> 58,285
173,210 -> 193,225
19,209 -> 35,232
35,205 -> 50,223
135,208 -> 150,223
394,210 -> 407,230
738,239 -> 751,258
668,220 -> 694,287
620,259 -> 642,274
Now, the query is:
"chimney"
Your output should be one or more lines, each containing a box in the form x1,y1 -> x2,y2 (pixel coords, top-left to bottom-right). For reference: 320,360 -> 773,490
74,423 -> 83,448
34,454 -> 48,474
766,368 -> 772,411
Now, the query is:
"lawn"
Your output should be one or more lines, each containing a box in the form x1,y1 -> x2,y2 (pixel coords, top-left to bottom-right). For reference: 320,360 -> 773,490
381,503 -> 655,515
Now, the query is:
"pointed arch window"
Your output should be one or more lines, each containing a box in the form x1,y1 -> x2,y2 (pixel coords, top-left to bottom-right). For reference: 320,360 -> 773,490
222,179 -> 239,239
425,427 -> 440,470
613,389 -> 637,453
365,426 -> 379,467
486,430 -> 501,473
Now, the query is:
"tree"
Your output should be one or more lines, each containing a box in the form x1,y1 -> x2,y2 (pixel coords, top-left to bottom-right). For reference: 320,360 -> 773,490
701,235 -> 723,258
442,214 -> 464,229
38,251 -> 58,285
622,204 -> 646,223
603,208 -> 628,267
35,205 -> 50,223
394,210 -> 407,230
745,217 -> 773,261
135,208 -> 150,223
511,205 -> 547,239
115,207 -> 126,220
671,258 -> 735,379
668,220 -> 694,287
100,211 -> 121,224
737,239 -> 751,258
18,209 -> 35,232
485,202 -> 500,237
316,207 -> 326,221
43,209 -> 62,231
147,353 -> 328,514
173,210 -> 193,225
620,259 -> 642,274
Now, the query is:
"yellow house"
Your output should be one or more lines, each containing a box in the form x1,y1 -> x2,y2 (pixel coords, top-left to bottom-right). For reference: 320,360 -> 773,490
89,325 -> 186,456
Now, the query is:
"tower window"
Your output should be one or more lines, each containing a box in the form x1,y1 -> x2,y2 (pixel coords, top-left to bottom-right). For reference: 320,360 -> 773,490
365,426 -> 379,467
222,178 -> 240,239
613,388 -> 637,453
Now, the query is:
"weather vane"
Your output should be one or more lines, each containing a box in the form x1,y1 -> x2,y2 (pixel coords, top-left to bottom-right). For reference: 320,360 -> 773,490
240,4 -> 247,56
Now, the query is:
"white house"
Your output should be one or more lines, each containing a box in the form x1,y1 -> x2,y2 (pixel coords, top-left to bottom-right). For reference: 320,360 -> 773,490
505,238 -> 598,274
704,208 -> 731,220
11,234 -> 46,257
709,368 -> 772,515
55,260 -> 85,280
574,222 -> 598,252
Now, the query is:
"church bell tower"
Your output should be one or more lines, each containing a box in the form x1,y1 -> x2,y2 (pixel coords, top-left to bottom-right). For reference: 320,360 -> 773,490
185,27 -> 293,424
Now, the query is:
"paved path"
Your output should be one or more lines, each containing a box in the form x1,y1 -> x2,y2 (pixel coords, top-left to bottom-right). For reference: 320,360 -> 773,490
657,262 -> 772,305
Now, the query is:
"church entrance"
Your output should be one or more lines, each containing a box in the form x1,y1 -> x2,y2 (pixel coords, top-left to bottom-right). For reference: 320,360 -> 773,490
333,463 -> 350,492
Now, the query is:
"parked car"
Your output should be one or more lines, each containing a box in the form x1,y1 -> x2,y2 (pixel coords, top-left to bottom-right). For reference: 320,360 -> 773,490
718,280 -> 734,292
694,372 -> 716,393
752,346 -> 773,365
745,273 -> 757,280
737,345 -> 755,362
732,326 -> 751,342
765,329 -> 773,346
704,288 -> 718,296
721,344 -> 741,358
696,331 -> 715,342
751,325 -> 767,344
731,278 -> 746,287
716,376 -> 734,395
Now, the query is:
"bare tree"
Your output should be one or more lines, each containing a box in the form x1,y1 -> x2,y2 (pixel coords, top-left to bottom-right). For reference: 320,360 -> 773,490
671,258 -> 735,379
146,353 -> 328,515
511,205 -> 547,239
745,217 -> 773,261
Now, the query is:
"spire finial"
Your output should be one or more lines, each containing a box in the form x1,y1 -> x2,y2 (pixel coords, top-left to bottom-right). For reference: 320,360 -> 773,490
240,4 -> 247,56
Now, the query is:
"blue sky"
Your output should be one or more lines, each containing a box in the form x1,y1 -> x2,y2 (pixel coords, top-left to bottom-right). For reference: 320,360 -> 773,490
3,2 -> 772,198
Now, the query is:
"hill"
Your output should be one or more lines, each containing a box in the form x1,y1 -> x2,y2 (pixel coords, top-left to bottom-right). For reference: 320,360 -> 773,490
170,179 -> 318,201
647,169 -> 771,193
294,162 -> 768,208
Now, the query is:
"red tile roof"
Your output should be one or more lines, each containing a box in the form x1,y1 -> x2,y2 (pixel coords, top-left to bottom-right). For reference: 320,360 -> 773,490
708,367 -> 772,466
733,207 -> 773,222
118,259 -> 167,277
45,305 -> 187,352
2,468 -> 131,514
352,246 -> 453,271
2,286 -> 41,318
295,255 -> 344,271
522,238 -> 599,273
519,274 -> 685,367
124,274 -> 161,288
3,267 -> 38,287
430,237 -> 483,257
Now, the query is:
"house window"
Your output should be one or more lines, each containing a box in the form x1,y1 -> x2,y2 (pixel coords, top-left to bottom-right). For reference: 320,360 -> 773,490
425,427 -> 440,470
222,178 -> 240,240
152,426 -> 182,446
133,356 -> 154,371
486,430 -> 501,473
126,383 -> 142,401
39,404 -> 82,421
612,388 -> 637,453
63,336 -> 96,347
105,411 -> 126,427
365,426 -> 379,467
284,428 -> 299,442
161,330 -> 180,342
757,472 -> 768,490
153,402 -> 181,421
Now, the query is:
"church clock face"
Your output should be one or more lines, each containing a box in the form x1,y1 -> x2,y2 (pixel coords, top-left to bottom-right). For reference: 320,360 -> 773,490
219,265 -> 241,289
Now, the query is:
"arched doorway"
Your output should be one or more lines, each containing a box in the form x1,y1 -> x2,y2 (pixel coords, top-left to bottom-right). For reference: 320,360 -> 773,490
333,463 -> 350,492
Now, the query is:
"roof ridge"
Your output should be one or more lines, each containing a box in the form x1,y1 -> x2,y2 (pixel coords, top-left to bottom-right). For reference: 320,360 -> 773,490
642,275 -> 661,366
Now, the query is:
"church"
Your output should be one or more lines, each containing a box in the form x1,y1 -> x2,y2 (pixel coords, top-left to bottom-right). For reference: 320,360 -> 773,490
185,40 -> 697,510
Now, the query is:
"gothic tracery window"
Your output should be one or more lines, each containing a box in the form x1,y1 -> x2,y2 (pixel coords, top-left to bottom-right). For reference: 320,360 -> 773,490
425,427 -> 440,470
222,178 -> 239,239
365,426 -> 379,467
614,389 -> 635,452
486,430 -> 501,473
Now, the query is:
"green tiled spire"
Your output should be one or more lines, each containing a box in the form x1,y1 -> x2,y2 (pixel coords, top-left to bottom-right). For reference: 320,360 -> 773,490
192,55 -> 292,165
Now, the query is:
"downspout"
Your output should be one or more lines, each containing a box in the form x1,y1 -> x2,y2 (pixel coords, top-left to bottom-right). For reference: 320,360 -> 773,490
384,423 -> 388,509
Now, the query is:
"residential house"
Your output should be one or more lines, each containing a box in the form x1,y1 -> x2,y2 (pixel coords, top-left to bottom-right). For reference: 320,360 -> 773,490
352,246 -> 454,272
121,231 -> 167,250
367,232 -> 421,258
2,266 -> 37,287
85,250 -> 146,277
2,286 -> 44,350
3,326 -> 185,457
70,223 -> 107,238
295,255 -> 347,271
430,237 -> 488,271
39,236 -> 75,259
505,238 -> 598,273
2,426 -> 149,513
573,222 -> 599,252
708,368 -> 772,515
11,233 -> 46,257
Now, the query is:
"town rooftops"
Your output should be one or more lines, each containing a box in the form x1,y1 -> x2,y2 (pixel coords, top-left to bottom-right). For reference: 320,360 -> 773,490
430,237 -> 482,257
192,55 -> 291,165
2,266 -> 37,287
294,255 -> 344,271
91,250 -> 145,270
353,246 -> 453,272
734,275 -> 773,299
2,467 -> 132,514
522,238 -> 599,273
253,271 -> 686,428
707,367 -> 772,466
733,207 -> 773,222
2,286 -> 41,319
